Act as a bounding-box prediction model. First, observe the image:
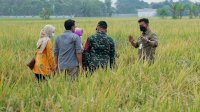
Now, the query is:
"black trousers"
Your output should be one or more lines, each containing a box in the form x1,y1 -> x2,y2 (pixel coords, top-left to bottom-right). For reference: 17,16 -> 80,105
35,74 -> 46,82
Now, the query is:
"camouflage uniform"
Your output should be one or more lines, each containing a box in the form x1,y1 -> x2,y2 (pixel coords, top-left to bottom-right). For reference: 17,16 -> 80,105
135,29 -> 158,63
83,31 -> 115,73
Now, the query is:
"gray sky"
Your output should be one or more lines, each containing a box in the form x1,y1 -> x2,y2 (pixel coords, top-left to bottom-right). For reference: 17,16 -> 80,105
101,0 -> 200,6
140,0 -> 199,3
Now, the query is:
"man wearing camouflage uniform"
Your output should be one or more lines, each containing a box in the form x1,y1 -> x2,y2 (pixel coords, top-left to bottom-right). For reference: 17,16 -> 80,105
129,18 -> 158,64
83,21 -> 115,73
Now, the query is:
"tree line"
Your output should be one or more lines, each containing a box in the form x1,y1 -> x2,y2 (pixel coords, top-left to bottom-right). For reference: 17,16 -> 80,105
155,0 -> 200,19
0,0 -> 112,17
0,0 -> 200,19
0,0 -> 151,18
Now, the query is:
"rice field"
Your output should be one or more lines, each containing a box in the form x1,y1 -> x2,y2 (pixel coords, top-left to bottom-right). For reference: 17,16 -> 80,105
0,17 -> 200,112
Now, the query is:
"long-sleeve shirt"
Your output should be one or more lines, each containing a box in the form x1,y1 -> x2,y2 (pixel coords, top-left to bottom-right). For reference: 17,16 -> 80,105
33,40 -> 55,75
135,29 -> 158,62
83,32 -> 115,70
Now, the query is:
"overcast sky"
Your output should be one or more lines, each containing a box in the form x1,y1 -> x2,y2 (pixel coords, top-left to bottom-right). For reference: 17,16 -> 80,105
141,0 -> 199,3
101,0 -> 200,6
138,0 -> 199,3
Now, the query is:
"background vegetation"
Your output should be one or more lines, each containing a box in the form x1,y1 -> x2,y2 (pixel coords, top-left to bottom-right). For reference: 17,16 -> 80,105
1,0 -> 200,19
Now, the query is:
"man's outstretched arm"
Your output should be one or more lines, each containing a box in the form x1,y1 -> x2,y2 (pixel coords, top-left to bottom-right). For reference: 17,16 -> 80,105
128,35 -> 139,48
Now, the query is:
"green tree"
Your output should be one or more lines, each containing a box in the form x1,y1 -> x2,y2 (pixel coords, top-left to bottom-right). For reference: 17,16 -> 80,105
189,4 -> 197,19
105,0 -> 112,17
157,7 -> 168,19
116,0 -> 149,14
151,0 -> 193,18
39,7 -> 51,19
177,3 -> 185,19
196,3 -> 200,18
169,2 -> 179,19
80,0 -> 106,17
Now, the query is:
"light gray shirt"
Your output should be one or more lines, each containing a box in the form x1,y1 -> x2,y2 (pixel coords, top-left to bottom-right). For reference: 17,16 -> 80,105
54,30 -> 82,70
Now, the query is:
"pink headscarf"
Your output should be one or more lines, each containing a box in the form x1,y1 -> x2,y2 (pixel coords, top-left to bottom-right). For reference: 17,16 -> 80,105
74,28 -> 83,37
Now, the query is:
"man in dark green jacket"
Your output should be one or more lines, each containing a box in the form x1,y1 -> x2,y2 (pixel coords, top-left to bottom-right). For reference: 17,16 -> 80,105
83,21 -> 115,73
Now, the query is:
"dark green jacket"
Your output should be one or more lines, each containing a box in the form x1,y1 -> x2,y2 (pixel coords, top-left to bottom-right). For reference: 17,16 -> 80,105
83,32 -> 115,71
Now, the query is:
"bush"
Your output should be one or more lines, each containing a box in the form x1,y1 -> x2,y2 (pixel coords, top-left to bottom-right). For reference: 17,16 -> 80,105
39,8 -> 50,20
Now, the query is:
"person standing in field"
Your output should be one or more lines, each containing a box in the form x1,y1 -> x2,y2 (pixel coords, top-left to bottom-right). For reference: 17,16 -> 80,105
54,19 -> 83,80
83,21 -> 115,74
128,18 -> 158,64
33,25 -> 56,81
74,27 -> 84,50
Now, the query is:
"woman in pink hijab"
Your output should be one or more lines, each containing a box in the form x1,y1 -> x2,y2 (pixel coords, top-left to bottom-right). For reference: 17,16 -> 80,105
74,28 -> 84,50
74,28 -> 83,37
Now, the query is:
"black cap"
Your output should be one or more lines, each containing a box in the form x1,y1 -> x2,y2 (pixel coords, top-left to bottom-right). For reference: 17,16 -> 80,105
97,21 -> 107,29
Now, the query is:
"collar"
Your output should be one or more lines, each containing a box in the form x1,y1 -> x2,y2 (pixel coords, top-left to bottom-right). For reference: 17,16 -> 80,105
97,31 -> 107,35
65,30 -> 73,33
